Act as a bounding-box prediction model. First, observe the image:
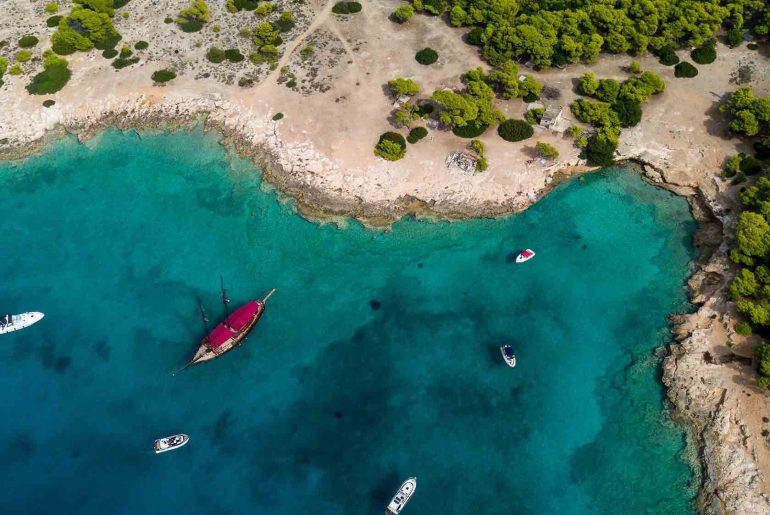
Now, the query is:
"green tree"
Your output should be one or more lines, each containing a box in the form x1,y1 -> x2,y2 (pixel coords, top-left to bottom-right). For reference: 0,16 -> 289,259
736,211 -> 770,258
535,141 -> 559,159
374,132 -> 407,161
393,5 -> 415,22
577,72 -> 599,96
253,22 -> 280,47
756,341 -> 770,387
179,0 -> 210,22
730,268 -> 759,298
388,78 -> 419,96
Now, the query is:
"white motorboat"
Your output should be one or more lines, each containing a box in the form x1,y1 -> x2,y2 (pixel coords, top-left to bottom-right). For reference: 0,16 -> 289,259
154,434 -> 189,454
386,477 -> 416,514
0,312 -> 44,335
515,249 -> 535,263
500,345 -> 517,367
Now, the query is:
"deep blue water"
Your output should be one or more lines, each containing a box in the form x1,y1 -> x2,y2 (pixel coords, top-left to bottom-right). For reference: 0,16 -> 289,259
0,129 -> 698,515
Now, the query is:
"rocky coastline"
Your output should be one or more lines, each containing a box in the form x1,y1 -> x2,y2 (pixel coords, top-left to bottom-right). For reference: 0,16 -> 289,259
0,91 -> 767,515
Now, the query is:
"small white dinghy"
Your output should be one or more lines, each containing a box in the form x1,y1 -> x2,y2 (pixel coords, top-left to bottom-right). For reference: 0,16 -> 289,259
500,345 -> 517,368
0,312 -> 44,335
515,249 -> 535,264
154,434 -> 189,454
386,477 -> 417,514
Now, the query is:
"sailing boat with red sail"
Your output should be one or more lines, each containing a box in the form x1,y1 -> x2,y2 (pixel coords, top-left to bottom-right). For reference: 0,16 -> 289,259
179,278 -> 275,371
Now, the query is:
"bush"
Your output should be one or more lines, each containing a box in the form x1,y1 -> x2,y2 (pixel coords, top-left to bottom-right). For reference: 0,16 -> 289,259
151,69 -> 176,83
748,43 -> 759,50
19,36 -> 39,48
44,2 -> 59,14
567,125 -> 583,138
407,126 -> 428,144
691,43 -> 716,64
374,132 -> 407,161
756,341 -> 770,388
8,64 -> 22,75
628,61 -> 641,74
43,99 -> 56,107
26,55 -> 71,95
466,27 -> 484,46
674,61 -> 698,78
535,141 -> 559,160
207,47 -> 226,63
393,5 -> 415,23
735,321 -> 753,335
332,2 -> 361,14
415,48 -> 438,65
134,41 -> 149,50
453,122 -> 489,138
583,136 -> 617,166
164,17 -> 174,23
225,49 -> 245,63
498,119 -> 533,142
112,57 -> 140,69
656,45 -> 680,66
272,112 -> 284,121
46,15 -> 63,27
15,50 -> 32,63
179,20 -> 204,32
741,155 -> 764,176
611,97 -> 643,128
525,108 -> 543,125
102,48 -> 119,58
727,27 -> 744,48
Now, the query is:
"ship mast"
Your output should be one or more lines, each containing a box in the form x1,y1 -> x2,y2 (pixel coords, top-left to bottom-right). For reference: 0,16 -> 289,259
196,295 -> 210,341
220,275 -> 231,320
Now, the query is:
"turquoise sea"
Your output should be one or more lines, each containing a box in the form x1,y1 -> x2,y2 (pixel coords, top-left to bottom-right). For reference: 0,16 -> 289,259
0,129 -> 697,515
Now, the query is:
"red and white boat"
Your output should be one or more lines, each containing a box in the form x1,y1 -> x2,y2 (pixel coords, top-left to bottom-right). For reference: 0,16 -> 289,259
515,249 -> 535,263
178,279 -> 275,372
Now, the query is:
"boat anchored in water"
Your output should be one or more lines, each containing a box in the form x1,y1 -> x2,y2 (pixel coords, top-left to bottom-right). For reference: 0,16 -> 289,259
515,249 -> 535,263
500,345 -> 517,367
0,312 -> 44,335
386,477 -> 417,514
177,277 -> 275,372
154,434 -> 189,454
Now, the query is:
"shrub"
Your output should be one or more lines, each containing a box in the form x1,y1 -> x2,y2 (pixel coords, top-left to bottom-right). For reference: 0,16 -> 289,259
535,141 -> 559,160
207,47 -> 226,63
332,2 -> 361,14
415,48 -> 438,65
179,20 -> 204,32
656,45 -> 679,66
43,99 -> 56,107
164,17 -> 174,24
46,15 -> 63,27
388,78 -> 419,96
628,61 -> 641,74
407,126 -> 428,144
567,125 -> 583,138
225,49 -> 245,62
393,5 -> 415,23
522,91 -> 539,103
151,69 -> 176,83
102,48 -> 119,58
112,57 -> 139,69
134,41 -> 149,50
611,97 -> 642,128
374,132 -> 407,161
471,139 -> 484,155
277,11 -> 295,31
477,157 -> 488,171
525,108 -> 543,125
26,55 -> 71,94
272,112 -> 284,121
735,321 -> 752,335
741,155 -> 764,176
466,27 -> 484,46
422,0 -> 445,15
212,24 -> 220,33
691,42 -> 716,64
583,135 -> 617,166
15,50 -> 32,63
0,56 -> 6,77
748,43 -> 759,50
453,122 -> 489,138
300,44 -> 315,60
498,119 -> 533,142
9,64 -> 22,75
674,61 -> 698,78
727,27 -> 744,48
44,3 -> 59,14
756,341 -> 770,388
19,36 -> 39,48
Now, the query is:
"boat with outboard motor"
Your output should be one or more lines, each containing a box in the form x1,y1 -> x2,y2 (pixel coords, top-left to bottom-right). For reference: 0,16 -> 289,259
154,434 -> 189,454
515,249 -> 535,263
0,312 -> 44,335
177,277 -> 275,372
386,477 -> 417,514
500,345 -> 517,367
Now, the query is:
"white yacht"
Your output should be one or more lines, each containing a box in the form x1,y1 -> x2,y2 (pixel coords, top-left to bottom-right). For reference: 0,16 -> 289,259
154,434 -> 189,454
500,345 -> 517,367
386,477 -> 416,514
0,312 -> 44,335
515,249 -> 535,263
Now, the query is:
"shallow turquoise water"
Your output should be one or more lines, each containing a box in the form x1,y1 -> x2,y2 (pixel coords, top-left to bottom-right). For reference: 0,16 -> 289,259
0,129 -> 697,515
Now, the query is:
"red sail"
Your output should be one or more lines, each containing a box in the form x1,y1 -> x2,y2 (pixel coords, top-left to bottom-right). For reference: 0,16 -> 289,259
206,301 -> 261,349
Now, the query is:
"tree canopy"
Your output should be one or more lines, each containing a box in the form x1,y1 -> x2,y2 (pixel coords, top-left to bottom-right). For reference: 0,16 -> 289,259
721,87 -> 770,142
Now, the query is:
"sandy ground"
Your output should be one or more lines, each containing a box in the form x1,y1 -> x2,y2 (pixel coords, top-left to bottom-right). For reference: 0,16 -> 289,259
2,2 -> 770,511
